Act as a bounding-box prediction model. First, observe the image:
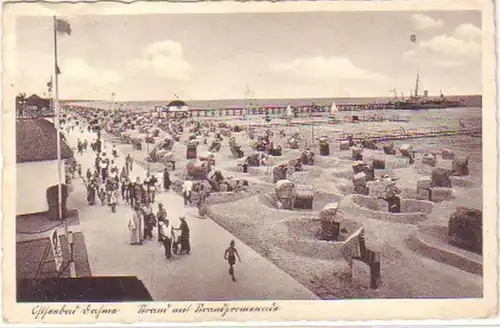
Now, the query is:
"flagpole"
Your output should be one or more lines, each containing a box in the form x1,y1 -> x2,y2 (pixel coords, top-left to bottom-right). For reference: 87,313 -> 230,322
54,15 -> 63,221
49,78 -> 53,120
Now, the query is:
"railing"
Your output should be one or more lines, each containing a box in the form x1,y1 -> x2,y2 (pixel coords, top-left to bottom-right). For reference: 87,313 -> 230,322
336,127 -> 482,143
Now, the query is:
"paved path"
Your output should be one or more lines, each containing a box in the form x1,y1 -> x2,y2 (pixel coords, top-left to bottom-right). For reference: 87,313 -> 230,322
64,124 -> 319,301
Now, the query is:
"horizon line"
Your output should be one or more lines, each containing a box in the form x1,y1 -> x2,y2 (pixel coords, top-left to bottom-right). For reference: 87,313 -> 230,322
62,94 -> 482,103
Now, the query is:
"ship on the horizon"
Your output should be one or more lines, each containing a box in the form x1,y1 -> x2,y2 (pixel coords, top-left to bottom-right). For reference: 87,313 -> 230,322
390,71 -> 463,110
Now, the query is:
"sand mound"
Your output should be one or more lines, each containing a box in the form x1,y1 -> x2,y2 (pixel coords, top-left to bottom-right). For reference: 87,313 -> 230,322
205,191 -> 255,205
450,176 -> 480,188
330,169 -> 354,180
286,169 -> 323,185
314,156 -> 352,169
405,225 -> 482,276
339,195 -> 433,225
209,196 -> 361,262
270,221 -> 351,261
259,191 -> 344,212
247,166 -> 273,178
270,219 -> 346,261
337,184 -> 354,195
284,216 -> 361,241
335,152 -> 409,170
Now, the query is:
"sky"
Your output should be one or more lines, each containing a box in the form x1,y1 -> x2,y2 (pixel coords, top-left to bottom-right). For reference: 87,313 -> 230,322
15,11 -> 482,101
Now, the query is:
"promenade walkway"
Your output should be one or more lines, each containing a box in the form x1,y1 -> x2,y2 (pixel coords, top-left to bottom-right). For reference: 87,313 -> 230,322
64,126 -> 319,301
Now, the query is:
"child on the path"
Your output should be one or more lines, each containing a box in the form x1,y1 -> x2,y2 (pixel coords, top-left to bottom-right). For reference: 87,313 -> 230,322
224,240 -> 241,282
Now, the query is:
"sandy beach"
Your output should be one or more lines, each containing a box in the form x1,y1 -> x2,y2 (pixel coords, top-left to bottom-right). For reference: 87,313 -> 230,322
64,102 -> 483,300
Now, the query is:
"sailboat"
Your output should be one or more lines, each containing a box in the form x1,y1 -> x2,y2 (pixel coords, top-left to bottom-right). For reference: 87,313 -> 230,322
330,101 -> 338,115
329,101 -> 343,123
285,104 -> 293,119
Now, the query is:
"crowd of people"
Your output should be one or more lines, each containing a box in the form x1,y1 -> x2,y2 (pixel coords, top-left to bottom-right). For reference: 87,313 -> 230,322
59,111 -> 243,282
62,116 -> 194,261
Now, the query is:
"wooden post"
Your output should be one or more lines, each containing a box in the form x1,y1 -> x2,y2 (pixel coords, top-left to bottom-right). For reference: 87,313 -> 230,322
370,260 -> 381,289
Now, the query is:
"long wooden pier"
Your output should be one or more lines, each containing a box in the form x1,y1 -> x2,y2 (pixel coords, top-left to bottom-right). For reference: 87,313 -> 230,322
168,103 -> 392,118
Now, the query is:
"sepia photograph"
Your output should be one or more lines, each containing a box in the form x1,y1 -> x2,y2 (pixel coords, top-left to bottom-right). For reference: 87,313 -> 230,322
2,0 -> 497,323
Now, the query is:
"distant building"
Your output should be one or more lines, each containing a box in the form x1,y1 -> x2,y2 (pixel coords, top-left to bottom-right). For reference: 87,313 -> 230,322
17,94 -> 52,118
155,100 -> 189,119
16,118 -> 73,215
25,94 -> 51,111
167,100 -> 188,111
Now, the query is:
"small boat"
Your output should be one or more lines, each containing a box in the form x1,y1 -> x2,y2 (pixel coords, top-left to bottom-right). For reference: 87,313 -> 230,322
328,101 -> 344,123
285,104 -> 293,119
330,101 -> 339,116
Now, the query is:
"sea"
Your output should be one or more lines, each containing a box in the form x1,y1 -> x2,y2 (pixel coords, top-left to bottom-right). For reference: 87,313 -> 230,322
70,95 -> 481,110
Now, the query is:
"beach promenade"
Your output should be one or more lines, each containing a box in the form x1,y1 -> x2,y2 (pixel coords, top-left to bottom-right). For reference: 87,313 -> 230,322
64,127 -> 319,301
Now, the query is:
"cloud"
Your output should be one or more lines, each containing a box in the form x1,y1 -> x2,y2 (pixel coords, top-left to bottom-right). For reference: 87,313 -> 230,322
433,60 -> 465,67
127,40 -> 192,81
269,56 -> 386,82
404,23 -> 481,64
420,34 -> 480,58
14,53 -> 121,99
62,58 -> 122,84
452,23 -> 481,42
412,14 -> 444,31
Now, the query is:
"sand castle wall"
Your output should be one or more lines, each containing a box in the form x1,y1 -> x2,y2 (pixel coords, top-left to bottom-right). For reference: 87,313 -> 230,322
339,194 -> 433,224
405,226 -> 482,276
206,193 -> 362,261
260,190 -> 343,212
204,191 -> 255,205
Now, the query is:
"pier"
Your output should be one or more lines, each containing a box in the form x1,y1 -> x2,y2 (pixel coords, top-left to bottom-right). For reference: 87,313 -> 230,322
183,103 -> 394,118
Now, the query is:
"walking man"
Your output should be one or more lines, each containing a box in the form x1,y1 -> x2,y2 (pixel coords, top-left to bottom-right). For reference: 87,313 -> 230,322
143,203 -> 156,240
182,179 -> 193,206
173,217 -> 191,255
224,240 -> 241,282
157,203 -> 168,242
197,185 -> 208,218
163,167 -> 171,191
159,221 -> 172,259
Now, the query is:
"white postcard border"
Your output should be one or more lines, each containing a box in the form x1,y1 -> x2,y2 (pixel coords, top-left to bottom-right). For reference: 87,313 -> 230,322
2,0 -> 498,324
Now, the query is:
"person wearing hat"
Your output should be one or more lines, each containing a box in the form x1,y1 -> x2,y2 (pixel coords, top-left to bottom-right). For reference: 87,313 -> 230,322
173,217 -> 191,255
156,203 -> 168,242
182,179 -> 193,206
128,205 -> 143,245
159,221 -> 172,259
126,153 -> 133,172
197,185 -> 208,218
143,202 -> 156,240
163,167 -> 171,191
128,177 -> 137,208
